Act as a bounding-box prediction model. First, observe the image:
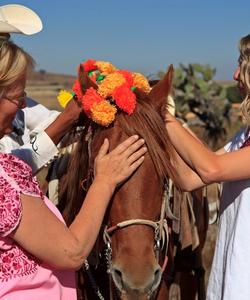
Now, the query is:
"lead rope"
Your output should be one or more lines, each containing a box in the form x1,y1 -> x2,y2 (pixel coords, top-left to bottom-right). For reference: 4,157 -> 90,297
165,180 -> 179,221
105,241 -> 114,300
83,260 -> 105,300
83,127 -> 107,300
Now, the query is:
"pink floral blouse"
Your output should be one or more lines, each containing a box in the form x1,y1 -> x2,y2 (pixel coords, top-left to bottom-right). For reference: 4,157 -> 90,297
0,153 -> 76,300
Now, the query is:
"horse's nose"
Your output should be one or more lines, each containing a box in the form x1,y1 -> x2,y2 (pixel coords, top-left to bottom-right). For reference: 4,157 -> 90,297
112,267 -> 123,290
112,264 -> 162,294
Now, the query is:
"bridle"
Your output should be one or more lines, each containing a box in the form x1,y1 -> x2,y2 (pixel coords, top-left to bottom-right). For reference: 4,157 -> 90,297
84,183 -> 175,300
83,127 -> 177,300
102,188 -> 171,275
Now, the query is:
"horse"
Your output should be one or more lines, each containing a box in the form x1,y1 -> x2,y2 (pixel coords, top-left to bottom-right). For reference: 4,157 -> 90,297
47,60 -> 209,300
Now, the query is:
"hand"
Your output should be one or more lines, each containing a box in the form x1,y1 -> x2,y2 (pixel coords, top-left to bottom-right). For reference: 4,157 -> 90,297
61,98 -> 82,124
94,135 -> 147,189
164,108 -> 176,123
45,98 -> 83,146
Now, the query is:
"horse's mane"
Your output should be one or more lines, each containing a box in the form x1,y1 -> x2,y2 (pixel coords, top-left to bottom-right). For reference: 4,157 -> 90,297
118,88 -> 175,181
57,72 -> 176,225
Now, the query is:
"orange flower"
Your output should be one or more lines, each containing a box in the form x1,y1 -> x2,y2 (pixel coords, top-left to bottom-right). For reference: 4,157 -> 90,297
133,73 -> 151,93
95,61 -> 117,75
98,73 -> 126,98
116,70 -> 134,87
69,59 -> 151,126
91,100 -> 117,126
81,87 -> 103,117
112,84 -> 136,115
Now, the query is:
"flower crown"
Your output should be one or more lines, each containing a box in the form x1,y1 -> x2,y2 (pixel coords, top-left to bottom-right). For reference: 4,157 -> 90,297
57,59 -> 151,126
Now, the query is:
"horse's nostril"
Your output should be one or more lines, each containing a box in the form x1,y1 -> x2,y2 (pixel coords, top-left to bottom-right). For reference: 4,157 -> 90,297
154,266 -> 161,279
152,266 -> 162,290
112,267 -> 123,289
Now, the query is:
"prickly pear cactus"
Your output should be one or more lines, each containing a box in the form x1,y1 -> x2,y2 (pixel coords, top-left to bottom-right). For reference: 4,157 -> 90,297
172,64 -> 231,147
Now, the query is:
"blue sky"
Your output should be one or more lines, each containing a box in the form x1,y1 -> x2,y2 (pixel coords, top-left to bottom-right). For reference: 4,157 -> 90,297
2,0 -> 250,80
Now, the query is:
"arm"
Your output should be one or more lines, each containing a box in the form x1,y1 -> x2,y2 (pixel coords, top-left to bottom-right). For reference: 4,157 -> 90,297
11,136 -> 147,269
24,97 -> 60,131
165,112 -> 250,186
170,147 -> 207,191
167,118 -> 211,190
3,98 -> 82,174
9,131 -> 59,174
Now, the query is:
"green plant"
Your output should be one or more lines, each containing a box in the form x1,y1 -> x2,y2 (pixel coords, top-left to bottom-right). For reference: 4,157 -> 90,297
158,63 -> 232,147
226,85 -> 242,103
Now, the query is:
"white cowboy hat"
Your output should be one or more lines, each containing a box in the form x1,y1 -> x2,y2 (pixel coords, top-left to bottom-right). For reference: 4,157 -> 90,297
0,4 -> 42,35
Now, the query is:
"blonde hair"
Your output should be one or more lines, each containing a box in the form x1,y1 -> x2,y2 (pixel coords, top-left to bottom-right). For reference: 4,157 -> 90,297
0,34 -> 35,98
239,34 -> 250,124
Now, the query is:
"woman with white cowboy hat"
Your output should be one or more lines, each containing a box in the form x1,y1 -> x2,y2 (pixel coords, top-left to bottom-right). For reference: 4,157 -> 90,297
0,4 -> 43,35
0,4 -> 74,174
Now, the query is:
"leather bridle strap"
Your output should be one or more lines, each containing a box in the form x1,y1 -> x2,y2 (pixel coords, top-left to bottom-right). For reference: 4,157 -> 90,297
103,218 -> 169,272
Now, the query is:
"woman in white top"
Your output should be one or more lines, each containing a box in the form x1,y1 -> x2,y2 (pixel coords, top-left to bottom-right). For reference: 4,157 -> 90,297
165,34 -> 250,300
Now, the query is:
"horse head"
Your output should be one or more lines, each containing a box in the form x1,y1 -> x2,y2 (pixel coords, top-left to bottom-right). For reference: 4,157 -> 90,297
57,60 -> 176,299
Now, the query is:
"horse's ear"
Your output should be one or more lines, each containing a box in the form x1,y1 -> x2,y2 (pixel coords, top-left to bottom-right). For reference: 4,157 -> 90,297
78,65 -> 98,93
148,64 -> 174,107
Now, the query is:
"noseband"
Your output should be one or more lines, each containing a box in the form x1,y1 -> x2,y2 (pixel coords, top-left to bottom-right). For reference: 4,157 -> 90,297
83,128 -> 177,299
103,194 -> 171,274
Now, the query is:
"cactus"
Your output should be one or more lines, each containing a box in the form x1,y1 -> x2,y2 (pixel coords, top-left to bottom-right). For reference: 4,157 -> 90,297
158,63 -> 232,148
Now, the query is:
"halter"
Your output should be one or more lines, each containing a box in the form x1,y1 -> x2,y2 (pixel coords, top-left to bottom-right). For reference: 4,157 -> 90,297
102,192 -> 171,274
83,125 -> 177,299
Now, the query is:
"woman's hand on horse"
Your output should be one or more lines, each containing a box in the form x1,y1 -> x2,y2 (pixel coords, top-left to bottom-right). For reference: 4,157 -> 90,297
61,98 -> 83,124
44,98 -> 83,146
94,135 -> 147,189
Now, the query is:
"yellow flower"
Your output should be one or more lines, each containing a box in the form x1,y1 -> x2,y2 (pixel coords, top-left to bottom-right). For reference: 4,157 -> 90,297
132,73 -> 151,93
98,73 -> 126,98
57,90 -> 74,108
95,61 -> 117,75
91,100 -> 117,126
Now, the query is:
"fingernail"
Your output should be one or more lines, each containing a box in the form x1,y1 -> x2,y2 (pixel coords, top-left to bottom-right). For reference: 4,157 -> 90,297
133,135 -> 139,140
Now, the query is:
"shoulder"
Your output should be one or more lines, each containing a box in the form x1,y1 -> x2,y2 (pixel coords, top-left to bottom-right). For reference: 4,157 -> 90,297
24,97 -> 59,116
0,155 -> 24,237
0,153 -> 32,175
224,127 -> 248,152
23,98 -> 60,131
0,154 -> 42,237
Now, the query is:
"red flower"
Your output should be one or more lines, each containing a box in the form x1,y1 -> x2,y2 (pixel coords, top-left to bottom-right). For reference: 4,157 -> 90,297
89,72 -> 97,83
81,87 -> 103,117
72,79 -> 83,100
112,84 -> 136,115
116,70 -> 134,87
82,59 -> 97,72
